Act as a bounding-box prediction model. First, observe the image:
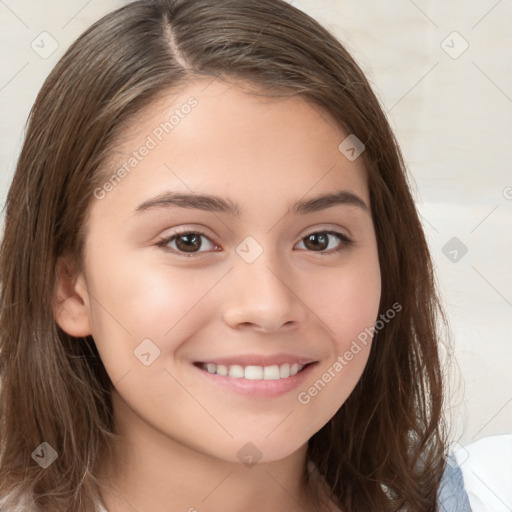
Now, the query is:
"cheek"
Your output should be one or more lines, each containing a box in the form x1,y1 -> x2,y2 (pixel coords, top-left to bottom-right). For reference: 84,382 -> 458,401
295,251 -> 381,408
84,248 -> 223,366
304,254 -> 381,349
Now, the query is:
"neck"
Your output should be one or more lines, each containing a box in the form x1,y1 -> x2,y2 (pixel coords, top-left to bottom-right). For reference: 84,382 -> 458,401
96,390 -> 324,512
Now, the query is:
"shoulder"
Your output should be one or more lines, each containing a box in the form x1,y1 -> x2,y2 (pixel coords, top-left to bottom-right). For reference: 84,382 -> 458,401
437,453 -> 472,511
454,434 -> 512,512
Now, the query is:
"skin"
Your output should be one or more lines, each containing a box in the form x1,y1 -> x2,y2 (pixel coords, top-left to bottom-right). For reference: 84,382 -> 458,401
53,78 -> 381,512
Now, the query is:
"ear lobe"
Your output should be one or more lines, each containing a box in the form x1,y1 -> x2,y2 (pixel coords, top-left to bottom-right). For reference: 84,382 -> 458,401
52,255 -> 93,338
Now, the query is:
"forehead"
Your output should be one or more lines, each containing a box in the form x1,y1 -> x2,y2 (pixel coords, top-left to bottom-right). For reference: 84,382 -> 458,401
95,78 -> 369,219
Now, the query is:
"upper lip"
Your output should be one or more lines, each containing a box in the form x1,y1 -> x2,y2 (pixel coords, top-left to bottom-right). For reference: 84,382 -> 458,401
194,353 -> 317,367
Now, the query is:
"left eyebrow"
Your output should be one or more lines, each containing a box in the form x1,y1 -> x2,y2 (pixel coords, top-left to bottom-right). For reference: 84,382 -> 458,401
133,190 -> 369,217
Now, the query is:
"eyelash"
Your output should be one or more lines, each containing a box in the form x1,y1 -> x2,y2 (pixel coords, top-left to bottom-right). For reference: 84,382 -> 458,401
155,229 -> 354,258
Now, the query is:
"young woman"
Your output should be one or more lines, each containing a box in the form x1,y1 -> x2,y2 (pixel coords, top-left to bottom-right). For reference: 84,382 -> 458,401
0,0 -> 472,510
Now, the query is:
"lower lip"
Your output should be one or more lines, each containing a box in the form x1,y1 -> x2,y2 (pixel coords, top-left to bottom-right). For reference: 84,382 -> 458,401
193,362 -> 317,398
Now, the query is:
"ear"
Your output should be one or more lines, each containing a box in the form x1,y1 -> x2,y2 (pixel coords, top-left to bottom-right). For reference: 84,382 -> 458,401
52,254 -> 93,337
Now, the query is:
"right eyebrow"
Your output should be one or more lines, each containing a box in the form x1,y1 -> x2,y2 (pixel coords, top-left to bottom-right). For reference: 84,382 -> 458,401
290,190 -> 369,215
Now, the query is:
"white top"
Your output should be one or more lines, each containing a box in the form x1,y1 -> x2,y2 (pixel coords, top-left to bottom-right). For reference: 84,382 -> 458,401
455,434 -> 512,512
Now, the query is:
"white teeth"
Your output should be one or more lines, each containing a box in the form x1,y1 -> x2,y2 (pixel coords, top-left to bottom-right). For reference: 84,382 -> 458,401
228,365 -> 244,378
280,363 -> 290,378
263,365 -> 280,380
200,362 -> 306,380
290,363 -> 301,376
216,364 -> 228,376
245,366 -> 263,380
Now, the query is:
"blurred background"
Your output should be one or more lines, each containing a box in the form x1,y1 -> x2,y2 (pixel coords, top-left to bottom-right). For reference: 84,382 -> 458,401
0,0 -> 511,448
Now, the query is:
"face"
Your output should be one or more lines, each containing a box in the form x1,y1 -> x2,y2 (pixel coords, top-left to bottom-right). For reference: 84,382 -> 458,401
63,79 -> 381,464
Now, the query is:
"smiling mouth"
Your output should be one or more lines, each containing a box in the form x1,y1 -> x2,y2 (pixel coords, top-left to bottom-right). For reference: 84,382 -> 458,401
194,362 -> 315,380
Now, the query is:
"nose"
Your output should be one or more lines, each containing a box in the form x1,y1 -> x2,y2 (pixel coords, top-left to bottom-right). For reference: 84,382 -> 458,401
221,248 -> 307,333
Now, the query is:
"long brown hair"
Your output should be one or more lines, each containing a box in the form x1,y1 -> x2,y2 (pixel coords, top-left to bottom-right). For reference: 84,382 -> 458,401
0,0 -> 450,510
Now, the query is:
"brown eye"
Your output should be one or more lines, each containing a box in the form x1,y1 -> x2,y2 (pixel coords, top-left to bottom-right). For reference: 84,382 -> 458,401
297,231 -> 353,254
156,230 -> 218,257
175,233 -> 203,253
